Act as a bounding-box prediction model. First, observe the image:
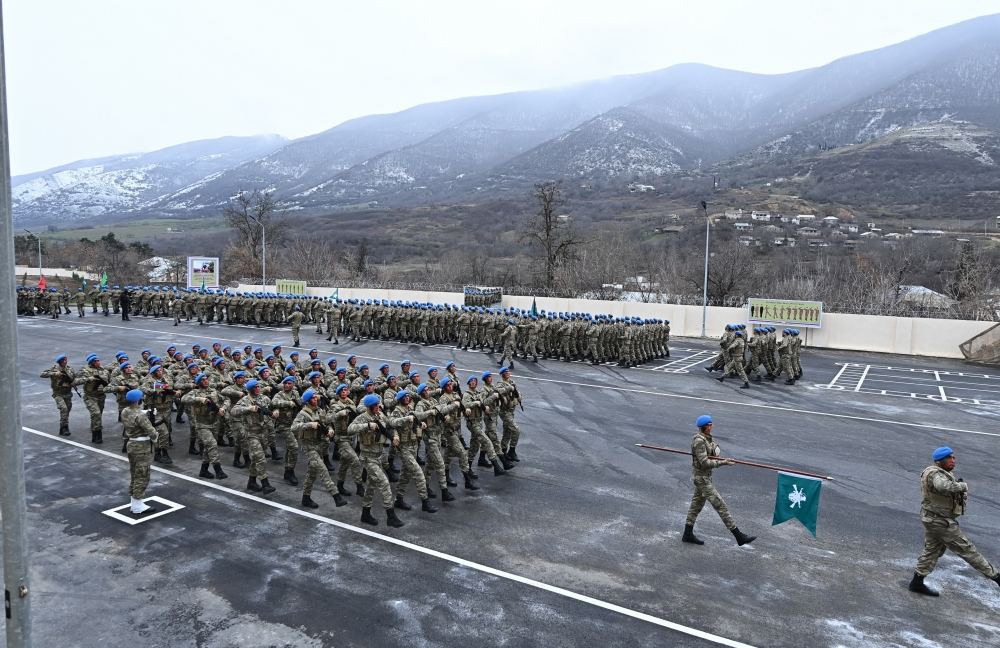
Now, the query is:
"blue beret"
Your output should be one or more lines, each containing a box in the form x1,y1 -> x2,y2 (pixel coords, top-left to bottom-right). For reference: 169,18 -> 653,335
55,354 -> 67,363
362,394 -> 381,408
696,415 -> 713,428
281,376 -> 296,384
932,447 -> 954,461
301,388 -> 317,403
245,379 -> 259,390
125,389 -> 144,403
395,390 -> 410,402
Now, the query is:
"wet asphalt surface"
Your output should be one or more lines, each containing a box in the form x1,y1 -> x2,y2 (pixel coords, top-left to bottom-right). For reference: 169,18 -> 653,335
5,314 -> 1000,648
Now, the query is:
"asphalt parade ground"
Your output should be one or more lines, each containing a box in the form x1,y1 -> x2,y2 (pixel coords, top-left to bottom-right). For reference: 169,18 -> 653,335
6,315 -> 1000,648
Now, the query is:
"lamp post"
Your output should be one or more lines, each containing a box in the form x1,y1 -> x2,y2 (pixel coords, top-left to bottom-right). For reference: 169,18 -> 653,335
22,228 -> 40,277
246,215 -> 265,289
700,201 -> 710,338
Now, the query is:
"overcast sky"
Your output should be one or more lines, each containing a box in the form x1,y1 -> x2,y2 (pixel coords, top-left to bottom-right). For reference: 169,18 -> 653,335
5,0 -> 999,175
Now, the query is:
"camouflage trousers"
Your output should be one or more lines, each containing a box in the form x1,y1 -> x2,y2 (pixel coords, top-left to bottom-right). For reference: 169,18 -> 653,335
195,423 -> 221,464
467,418 -> 499,461
396,440 -> 428,500
443,426 -> 470,473
792,354 -> 802,376
500,409 -> 520,451
127,439 -> 153,499
361,451 -> 393,508
723,353 -> 749,382
423,429 -> 447,489
53,393 -> 72,426
778,354 -> 793,377
246,434 -> 268,479
500,343 -> 516,367
685,475 -> 736,530
83,395 -> 105,432
523,335 -> 538,357
302,443 -> 337,498
484,413 -> 502,453
153,409 -> 171,450
335,435 -> 363,483
279,425 -> 298,471
915,516 -> 998,579
291,326 -> 301,346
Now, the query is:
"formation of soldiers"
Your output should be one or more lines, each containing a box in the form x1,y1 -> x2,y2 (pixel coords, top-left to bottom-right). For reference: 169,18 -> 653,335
705,324 -> 804,388
41,343 -> 526,528
19,284 -> 674,370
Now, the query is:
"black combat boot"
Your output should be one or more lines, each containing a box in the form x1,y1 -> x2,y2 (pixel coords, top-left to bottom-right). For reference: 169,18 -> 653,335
233,453 -> 245,468
269,445 -> 282,462
500,455 -> 515,470
717,376 -> 725,383
908,573 -> 939,596
440,488 -> 456,502
59,423 -> 71,437
741,382 -> 750,389
784,379 -> 796,385
175,411 -> 186,424
360,506 -> 378,526
260,478 -> 276,495
336,480 -> 351,496
425,486 -> 436,499
463,471 -> 480,490
284,469 -> 299,486
160,450 -> 174,465
682,524 -> 704,545
445,466 -> 457,487
507,447 -> 520,462
992,574 -> 1000,589
394,496 -> 413,511
199,463 -> 215,479
355,482 -> 366,498
332,492 -> 347,507
93,428 -> 103,444
467,464 -> 478,479
477,451 -> 491,467
246,476 -> 262,492
301,493 -> 319,509
492,457 -> 507,476
153,448 -> 162,462
188,438 -> 200,455
386,508 -> 405,528
421,498 -> 438,513
212,463 -> 227,479
731,527 -> 757,546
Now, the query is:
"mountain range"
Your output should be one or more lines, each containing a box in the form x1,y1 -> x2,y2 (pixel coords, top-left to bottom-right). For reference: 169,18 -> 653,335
13,13 -> 1000,225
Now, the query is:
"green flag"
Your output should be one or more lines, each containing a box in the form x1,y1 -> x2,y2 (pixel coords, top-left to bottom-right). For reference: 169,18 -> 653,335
100,271 -> 108,288
772,472 -> 822,536
82,278 -> 87,291
200,276 -> 206,293
331,288 -> 339,300
530,297 -> 538,317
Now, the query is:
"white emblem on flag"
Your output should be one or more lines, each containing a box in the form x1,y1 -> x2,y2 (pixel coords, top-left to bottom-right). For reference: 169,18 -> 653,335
788,484 -> 807,509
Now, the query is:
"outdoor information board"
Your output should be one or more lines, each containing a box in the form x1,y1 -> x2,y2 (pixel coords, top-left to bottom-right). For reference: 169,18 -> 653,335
276,279 -> 307,294
747,298 -> 823,328
186,256 -> 220,289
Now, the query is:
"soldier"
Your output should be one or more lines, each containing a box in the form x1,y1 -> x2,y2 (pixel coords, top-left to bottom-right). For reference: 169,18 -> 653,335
325,299 -> 342,344
330,383 -> 364,497
717,330 -> 751,389
777,329 -> 796,385
349,393 -> 405,527
462,376 -> 511,476
74,288 -> 87,317
682,415 -> 756,546
497,366 -> 522,461
272,376 -> 302,485
73,354 -> 110,444
790,329 -> 804,380
439,377 -> 478,491
415,383 -> 454,502
232,379 -> 279,495
40,354 -> 75,436
121,389 -> 158,515
908,446 -> 1000,596
105,362 -> 142,451
181,373 -> 229,480
143,366 -> 175,464
498,319 -> 518,368
389,391 -> 438,513
291,388 -> 347,509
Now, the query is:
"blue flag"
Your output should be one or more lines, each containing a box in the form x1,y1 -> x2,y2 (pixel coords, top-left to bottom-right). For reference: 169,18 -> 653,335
530,297 -> 538,317
772,472 -> 822,536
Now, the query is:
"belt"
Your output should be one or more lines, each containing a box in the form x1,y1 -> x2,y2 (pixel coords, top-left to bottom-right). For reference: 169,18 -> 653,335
130,436 -> 151,442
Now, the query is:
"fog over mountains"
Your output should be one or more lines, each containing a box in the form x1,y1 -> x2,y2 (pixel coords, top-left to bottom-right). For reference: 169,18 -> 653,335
13,14 -> 1000,225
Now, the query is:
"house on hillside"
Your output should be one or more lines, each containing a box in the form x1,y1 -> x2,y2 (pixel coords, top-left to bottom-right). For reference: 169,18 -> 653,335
734,222 -> 753,231
751,211 -> 771,221
822,216 -> 840,226
797,226 -> 820,237
628,183 -> 655,193
860,231 -> 881,239
724,209 -> 745,220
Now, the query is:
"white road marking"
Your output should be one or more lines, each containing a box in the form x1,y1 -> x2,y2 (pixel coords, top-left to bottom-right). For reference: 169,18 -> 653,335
24,318 -> 1000,438
102,496 -> 185,525
853,364 -> 870,392
825,363 -> 849,388
24,426 -> 755,648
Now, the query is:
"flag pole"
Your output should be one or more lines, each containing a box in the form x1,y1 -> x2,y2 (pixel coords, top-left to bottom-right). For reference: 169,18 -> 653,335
635,443 -> 834,481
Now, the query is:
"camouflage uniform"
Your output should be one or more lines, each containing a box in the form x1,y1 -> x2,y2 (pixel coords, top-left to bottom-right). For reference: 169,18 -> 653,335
40,361 -> 75,434
685,431 -> 736,530
122,405 -> 157,500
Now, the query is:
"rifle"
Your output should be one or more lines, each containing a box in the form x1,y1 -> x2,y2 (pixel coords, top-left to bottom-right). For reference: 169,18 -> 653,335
204,397 -> 220,415
512,386 -> 525,412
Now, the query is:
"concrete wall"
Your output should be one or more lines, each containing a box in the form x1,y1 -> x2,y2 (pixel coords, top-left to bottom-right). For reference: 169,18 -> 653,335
234,283 -> 995,359
15,265 -> 98,280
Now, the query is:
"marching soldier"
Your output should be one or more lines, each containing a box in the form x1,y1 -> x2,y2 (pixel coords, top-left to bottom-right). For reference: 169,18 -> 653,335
349,393 -> 404,527
74,354 -> 111,444
40,354 -> 75,436
908,446 -> 1000,596
181,373 -> 229,481
682,415 -> 757,547
232,379 -> 278,494
290,388 -> 347,509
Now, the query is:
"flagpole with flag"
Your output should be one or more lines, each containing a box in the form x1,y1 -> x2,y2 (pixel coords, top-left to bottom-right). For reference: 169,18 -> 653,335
100,271 -> 108,288
200,276 -> 206,293
37,274 -> 45,291
772,472 -> 823,536
530,297 -> 538,317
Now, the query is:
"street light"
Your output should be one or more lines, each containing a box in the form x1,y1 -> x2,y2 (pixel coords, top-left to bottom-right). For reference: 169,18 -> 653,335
245,215 -> 266,289
22,228 -> 40,278
700,201 -> 710,338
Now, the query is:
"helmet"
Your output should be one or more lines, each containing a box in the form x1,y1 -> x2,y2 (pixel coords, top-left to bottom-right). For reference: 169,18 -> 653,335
125,389 -> 144,403
362,394 -> 381,409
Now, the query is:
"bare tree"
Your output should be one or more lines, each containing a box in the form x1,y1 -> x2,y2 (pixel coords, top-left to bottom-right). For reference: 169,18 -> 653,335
222,189 -> 287,281
681,241 -> 759,304
522,182 -> 583,289
279,236 -> 344,284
